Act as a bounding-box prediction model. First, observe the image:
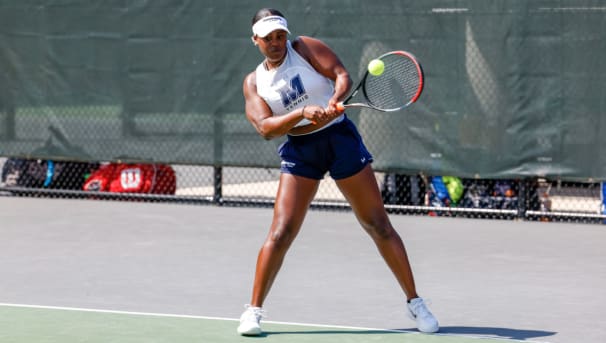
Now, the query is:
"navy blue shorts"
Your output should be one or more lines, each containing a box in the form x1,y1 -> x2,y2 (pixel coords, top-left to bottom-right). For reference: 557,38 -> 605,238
278,116 -> 373,180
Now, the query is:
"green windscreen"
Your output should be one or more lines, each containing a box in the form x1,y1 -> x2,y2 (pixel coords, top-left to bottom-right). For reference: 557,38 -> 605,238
1,1 -> 604,179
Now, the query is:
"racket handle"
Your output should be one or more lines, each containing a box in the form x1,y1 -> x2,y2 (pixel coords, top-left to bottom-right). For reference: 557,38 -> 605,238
336,102 -> 345,113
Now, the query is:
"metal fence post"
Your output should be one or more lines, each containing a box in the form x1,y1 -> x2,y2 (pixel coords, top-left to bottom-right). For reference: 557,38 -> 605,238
517,179 -> 527,219
213,166 -> 223,205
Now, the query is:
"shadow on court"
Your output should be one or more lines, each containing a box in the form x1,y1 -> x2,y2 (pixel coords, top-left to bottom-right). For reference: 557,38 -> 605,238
259,327 -> 557,342
415,326 -> 557,341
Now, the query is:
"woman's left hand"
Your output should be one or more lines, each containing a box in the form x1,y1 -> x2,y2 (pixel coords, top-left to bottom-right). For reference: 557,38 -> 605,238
325,99 -> 343,117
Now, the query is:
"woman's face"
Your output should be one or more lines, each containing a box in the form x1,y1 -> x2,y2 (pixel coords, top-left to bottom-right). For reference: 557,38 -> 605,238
253,30 -> 288,63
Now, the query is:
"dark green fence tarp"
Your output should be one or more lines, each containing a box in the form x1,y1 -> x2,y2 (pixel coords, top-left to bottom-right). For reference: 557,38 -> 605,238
1,0 -> 605,180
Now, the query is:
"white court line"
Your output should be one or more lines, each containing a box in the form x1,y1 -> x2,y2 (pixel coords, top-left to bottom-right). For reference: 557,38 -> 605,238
0,302 -> 389,331
432,8 -> 469,13
537,7 -> 606,12
0,302 -> 551,343
0,302 -> 238,322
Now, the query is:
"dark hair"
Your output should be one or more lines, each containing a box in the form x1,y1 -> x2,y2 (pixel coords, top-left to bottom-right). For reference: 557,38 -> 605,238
252,8 -> 285,25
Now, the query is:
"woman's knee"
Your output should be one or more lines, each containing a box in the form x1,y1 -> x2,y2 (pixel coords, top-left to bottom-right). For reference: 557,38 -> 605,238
361,216 -> 395,240
266,222 -> 299,248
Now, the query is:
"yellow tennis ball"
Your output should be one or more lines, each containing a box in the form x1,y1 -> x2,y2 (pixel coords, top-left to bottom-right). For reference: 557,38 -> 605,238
368,59 -> 385,76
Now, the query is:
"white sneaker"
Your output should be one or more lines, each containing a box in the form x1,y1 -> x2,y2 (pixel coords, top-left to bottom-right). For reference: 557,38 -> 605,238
237,305 -> 265,336
407,298 -> 439,333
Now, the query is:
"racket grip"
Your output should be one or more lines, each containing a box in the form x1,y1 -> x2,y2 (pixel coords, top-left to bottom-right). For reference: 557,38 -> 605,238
336,102 -> 345,113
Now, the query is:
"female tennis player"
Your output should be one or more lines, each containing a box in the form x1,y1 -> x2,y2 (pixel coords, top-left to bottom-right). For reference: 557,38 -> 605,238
238,8 -> 439,336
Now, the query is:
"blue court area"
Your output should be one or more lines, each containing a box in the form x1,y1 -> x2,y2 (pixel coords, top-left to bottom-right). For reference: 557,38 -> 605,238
1,196 -> 604,343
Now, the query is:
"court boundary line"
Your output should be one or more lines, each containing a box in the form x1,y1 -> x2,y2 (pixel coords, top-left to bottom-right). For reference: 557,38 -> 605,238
0,302 -> 549,343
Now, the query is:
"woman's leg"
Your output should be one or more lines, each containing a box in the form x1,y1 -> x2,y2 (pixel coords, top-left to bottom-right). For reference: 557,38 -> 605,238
335,165 -> 419,300
250,173 -> 320,307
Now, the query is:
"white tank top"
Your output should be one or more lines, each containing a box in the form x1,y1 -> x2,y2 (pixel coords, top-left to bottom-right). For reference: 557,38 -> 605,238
255,40 -> 344,134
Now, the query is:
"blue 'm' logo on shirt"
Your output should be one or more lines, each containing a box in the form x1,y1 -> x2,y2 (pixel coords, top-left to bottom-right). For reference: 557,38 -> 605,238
279,74 -> 306,108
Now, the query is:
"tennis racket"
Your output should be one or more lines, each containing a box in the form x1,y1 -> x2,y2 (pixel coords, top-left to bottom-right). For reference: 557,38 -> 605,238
336,51 -> 424,112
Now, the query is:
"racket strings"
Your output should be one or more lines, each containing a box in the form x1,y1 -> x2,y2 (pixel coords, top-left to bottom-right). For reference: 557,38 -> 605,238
364,54 -> 422,110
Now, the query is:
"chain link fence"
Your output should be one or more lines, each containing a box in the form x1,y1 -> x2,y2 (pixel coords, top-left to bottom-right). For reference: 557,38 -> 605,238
1,157 -> 604,224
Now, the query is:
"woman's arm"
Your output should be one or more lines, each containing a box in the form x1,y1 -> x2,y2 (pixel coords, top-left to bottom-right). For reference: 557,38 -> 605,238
243,72 -> 325,140
293,36 -> 352,114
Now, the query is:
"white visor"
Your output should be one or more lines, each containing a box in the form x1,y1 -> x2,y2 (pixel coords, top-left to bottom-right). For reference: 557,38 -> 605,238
252,15 -> 290,38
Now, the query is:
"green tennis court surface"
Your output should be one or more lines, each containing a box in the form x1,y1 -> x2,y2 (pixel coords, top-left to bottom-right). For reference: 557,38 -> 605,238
0,304 -> 521,343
